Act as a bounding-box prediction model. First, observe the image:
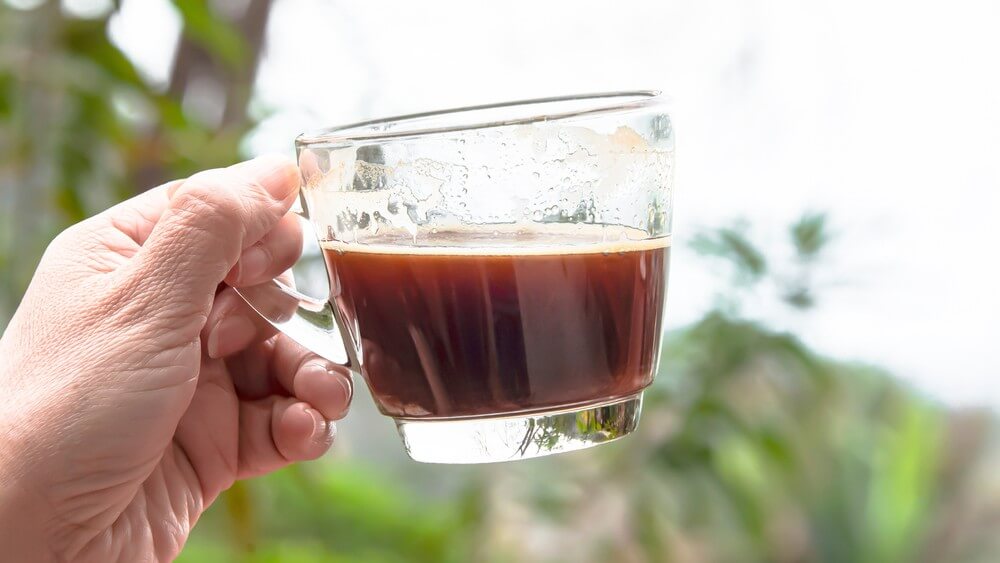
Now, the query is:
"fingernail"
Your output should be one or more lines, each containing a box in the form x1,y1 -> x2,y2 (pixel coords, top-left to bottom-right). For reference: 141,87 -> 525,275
333,369 -> 353,418
237,245 -> 270,283
241,155 -> 299,203
207,313 -> 256,358
305,407 -> 331,443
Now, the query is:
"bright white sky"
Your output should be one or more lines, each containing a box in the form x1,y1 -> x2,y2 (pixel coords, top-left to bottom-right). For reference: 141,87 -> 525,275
109,0 -> 1000,408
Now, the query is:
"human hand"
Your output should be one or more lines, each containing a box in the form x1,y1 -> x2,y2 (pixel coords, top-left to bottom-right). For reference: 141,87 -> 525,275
0,156 -> 352,561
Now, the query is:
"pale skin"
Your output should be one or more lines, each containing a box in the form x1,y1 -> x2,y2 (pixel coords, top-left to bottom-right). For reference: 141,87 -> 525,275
0,156 -> 353,561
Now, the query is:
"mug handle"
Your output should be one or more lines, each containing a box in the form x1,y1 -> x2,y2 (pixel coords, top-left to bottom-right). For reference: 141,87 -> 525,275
233,211 -> 354,367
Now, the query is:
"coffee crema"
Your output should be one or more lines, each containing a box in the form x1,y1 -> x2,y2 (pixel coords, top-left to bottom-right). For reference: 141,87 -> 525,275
323,225 -> 670,419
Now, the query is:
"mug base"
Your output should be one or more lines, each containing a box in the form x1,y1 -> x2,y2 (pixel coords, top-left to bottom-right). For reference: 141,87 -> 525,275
394,393 -> 643,464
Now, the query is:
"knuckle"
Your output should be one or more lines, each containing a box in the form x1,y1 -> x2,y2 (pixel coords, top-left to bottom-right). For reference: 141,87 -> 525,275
240,175 -> 273,203
41,221 -> 103,269
48,221 -> 85,251
241,177 -> 286,228
173,175 -> 243,221
172,170 -> 283,240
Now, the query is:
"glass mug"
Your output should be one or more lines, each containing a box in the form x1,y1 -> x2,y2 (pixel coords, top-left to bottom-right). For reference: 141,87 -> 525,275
237,91 -> 674,463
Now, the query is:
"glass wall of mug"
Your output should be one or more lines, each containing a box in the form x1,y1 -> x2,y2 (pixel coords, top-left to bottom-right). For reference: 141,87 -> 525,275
295,92 -> 674,463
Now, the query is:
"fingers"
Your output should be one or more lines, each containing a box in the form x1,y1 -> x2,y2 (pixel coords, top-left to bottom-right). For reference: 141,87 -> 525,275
125,155 -> 300,320
225,211 -> 304,288
224,334 -> 352,420
205,265 -> 302,360
204,286 -> 278,359
223,337 -> 283,399
270,336 -> 353,420
236,396 -> 335,480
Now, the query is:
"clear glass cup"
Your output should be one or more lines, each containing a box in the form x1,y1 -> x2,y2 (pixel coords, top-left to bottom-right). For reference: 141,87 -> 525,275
238,91 -> 675,463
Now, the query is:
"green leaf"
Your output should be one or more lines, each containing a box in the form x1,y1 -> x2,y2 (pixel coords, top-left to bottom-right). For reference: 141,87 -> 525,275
790,211 -> 830,261
691,224 -> 767,284
863,399 -> 942,563
782,285 -> 815,309
59,18 -> 147,89
171,0 -> 248,69
0,72 -> 13,117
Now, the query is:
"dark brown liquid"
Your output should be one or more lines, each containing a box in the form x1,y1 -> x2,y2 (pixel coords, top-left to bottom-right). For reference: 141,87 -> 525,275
324,228 -> 669,419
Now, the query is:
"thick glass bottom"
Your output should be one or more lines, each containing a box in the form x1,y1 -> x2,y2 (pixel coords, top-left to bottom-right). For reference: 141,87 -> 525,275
394,393 -> 643,464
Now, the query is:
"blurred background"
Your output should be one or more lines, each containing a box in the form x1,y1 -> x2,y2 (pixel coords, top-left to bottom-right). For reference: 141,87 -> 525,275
2,0 -> 998,561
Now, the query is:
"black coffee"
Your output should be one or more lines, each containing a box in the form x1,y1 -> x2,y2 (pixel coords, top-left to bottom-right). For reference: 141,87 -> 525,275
324,226 -> 669,419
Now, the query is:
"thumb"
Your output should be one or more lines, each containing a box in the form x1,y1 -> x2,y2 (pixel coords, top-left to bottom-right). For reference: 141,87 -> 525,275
125,155 -> 300,324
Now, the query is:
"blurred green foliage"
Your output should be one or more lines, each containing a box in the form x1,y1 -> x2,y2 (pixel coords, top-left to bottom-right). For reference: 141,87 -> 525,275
0,0 -> 254,320
2,3 -> 998,562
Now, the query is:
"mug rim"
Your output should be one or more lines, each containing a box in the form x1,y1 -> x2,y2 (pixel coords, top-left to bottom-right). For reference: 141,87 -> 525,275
295,90 -> 667,147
